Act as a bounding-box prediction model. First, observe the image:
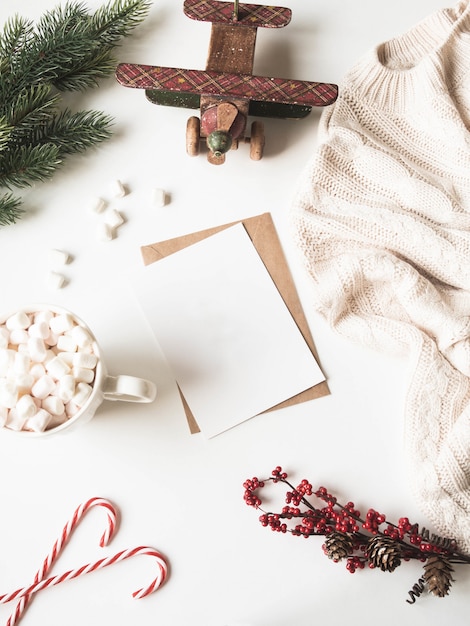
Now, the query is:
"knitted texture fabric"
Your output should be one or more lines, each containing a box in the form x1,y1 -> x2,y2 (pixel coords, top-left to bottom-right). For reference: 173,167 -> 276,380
291,1 -> 470,552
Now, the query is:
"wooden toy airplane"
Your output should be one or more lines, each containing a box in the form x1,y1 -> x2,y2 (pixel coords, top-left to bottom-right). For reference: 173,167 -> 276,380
115,0 -> 338,164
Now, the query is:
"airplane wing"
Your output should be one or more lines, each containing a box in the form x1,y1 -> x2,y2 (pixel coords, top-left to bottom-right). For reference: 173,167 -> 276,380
145,89 -> 314,119
183,0 -> 291,28
116,64 -> 338,108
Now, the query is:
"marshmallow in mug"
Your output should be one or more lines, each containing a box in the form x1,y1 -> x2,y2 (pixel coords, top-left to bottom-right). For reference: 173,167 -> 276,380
0,309 -> 97,432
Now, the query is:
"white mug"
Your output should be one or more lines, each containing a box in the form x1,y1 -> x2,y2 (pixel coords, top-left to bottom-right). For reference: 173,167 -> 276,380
0,304 -> 157,437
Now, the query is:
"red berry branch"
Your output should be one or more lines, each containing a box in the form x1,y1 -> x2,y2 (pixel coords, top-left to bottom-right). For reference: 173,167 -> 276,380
243,466 -> 470,603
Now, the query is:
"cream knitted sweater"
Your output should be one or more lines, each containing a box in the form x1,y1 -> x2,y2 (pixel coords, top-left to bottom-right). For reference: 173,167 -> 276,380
291,1 -> 470,552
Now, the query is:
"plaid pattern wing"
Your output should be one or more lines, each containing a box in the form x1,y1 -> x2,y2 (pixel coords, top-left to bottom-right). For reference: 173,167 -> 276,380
116,64 -> 338,107
183,0 -> 291,28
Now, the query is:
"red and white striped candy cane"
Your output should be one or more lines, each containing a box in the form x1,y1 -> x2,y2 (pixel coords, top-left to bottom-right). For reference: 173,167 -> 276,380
0,546 -> 168,604
6,497 -> 118,626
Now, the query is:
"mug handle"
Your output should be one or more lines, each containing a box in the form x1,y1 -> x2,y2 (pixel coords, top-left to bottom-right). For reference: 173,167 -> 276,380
103,375 -> 157,403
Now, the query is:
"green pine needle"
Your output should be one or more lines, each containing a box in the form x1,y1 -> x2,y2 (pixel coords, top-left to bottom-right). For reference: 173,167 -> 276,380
92,0 -> 152,46
0,15 -> 34,71
0,0 -> 151,225
0,143 -> 62,189
39,109 -> 114,156
4,84 -> 61,148
0,0 -> 151,95
0,193 -> 25,226
0,116 -> 13,152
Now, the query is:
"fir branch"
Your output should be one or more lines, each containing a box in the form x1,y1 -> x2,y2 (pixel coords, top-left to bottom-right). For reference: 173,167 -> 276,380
0,193 -> 24,226
0,0 -> 151,96
2,84 -> 60,140
34,2 -> 90,43
0,85 -> 61,170
26,2 -> 104,90
37,109 -> 113,156
50,47 -> 117,92
4,11 -> 100,96
0,143 -> 62,189
0,0 -> 151,225
53,0 -> 152,91
91,0 -> 152,46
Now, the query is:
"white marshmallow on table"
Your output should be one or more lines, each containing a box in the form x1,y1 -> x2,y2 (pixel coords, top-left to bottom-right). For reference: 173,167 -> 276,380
151,187 -> 167,207
109,179 -> 126,198
49,248 -> 71,267
96,222 -> 114,241
88,196 -> 106,213
47,271 -> 66,290
46,251 -> 71,292
0,406 -> 8,427
104,208 -> 124,229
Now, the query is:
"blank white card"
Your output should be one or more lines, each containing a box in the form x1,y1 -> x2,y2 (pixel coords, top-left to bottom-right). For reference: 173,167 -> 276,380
131,223 -> 325,437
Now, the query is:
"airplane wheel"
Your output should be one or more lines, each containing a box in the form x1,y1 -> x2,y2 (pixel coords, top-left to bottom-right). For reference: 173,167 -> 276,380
249,121 -> 264,161
186,116 -> 201,156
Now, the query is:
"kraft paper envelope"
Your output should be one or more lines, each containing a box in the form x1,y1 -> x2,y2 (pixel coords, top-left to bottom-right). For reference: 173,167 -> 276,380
140,212 -> 330,433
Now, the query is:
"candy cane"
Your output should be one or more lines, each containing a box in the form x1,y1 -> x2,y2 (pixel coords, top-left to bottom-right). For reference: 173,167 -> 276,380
6,497 -> 118,626
0,546 -> 168,604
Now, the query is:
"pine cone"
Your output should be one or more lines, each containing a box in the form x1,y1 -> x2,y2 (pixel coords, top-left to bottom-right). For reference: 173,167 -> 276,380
367,536 -> 402,572
423,556 -> 454,597
323,532 -> 354,562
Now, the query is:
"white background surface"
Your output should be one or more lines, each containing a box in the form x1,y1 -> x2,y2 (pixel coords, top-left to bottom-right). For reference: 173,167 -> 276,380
0,0 -> 468,624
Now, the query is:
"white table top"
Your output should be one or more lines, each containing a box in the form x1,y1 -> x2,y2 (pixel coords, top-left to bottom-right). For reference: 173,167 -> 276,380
0,0 -> 468,624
